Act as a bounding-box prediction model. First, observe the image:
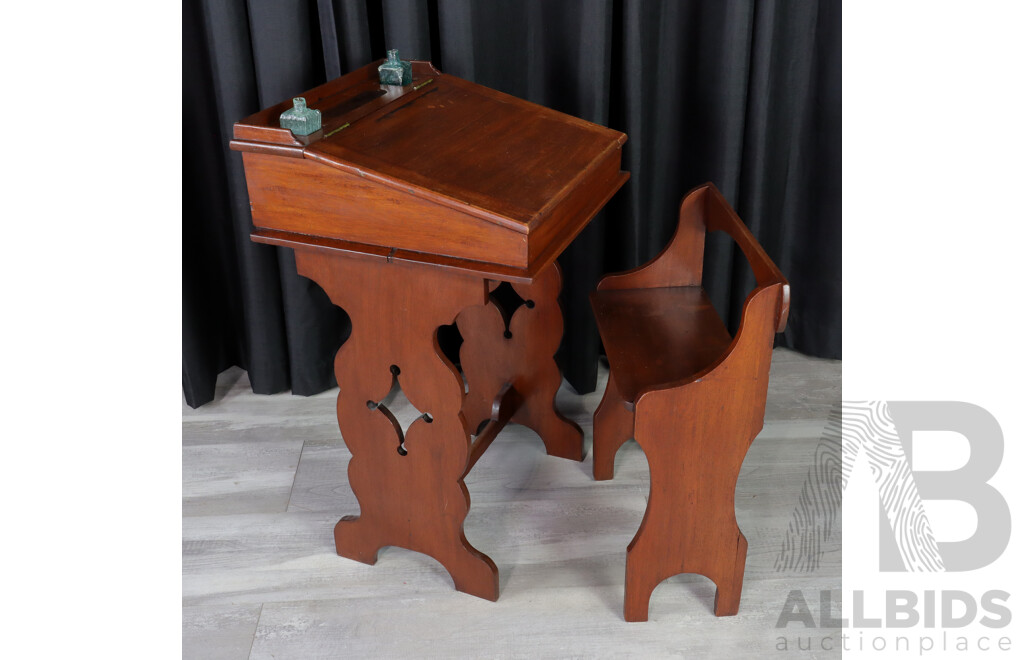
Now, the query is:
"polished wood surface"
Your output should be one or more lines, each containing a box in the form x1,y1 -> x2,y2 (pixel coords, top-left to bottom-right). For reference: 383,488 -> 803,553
458,264 -> 583,463
232,59 -> 626,601
590,183 -> 789,621
233,59 -> 628,278
294,249 -> 500,600
249,227 -> 538,284
307,75 -> 625,226
590,287 -> 732,408
241,151 -> 527,268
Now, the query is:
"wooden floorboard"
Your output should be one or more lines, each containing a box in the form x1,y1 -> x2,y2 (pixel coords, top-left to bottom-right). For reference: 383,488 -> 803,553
183,348 -> 841,658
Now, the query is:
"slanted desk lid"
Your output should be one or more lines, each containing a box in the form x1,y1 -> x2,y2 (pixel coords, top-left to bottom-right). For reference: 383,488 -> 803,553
233,60 -> 626,233
308,74 -> 625,230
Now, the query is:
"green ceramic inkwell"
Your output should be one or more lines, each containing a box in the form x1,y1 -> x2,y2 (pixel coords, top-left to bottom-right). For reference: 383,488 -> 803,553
279,97 -> 321,136
378,49 -> 412,86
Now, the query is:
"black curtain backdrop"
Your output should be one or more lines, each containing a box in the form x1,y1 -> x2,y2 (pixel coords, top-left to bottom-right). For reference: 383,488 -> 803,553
183,0 -> 841,408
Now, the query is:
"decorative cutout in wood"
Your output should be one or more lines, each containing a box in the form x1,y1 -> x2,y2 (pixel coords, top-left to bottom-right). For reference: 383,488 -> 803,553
457,263 -> 583,462
365,364 -> 435,456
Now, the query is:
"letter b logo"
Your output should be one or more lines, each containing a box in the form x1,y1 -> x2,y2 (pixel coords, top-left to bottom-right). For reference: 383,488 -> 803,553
881,402 -> 1010,571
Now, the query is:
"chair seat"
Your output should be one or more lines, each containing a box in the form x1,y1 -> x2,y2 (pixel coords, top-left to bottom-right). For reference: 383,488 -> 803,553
590,286 -> 733,407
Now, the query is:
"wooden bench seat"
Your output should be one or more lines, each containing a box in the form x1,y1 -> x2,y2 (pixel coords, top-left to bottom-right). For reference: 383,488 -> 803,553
590,183 -> 789,622
590,287 -> 731,408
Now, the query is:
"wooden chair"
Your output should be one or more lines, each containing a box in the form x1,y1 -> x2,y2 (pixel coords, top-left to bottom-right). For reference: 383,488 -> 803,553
590,183 -> 789,621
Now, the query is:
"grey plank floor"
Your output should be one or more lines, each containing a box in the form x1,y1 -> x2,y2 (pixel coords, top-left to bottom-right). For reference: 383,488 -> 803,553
183,348 -> 841,659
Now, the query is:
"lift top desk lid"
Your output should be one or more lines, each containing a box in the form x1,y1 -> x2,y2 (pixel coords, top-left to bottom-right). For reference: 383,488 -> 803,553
231,60 -> 628,282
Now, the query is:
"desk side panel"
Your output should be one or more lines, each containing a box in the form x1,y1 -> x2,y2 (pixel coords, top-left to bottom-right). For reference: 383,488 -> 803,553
528,149 -> 628,271
241,152 -> 529,269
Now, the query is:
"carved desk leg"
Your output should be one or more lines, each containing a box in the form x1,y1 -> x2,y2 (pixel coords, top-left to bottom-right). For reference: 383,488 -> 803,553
457,262 -> 583,462
295,249 -> 498,601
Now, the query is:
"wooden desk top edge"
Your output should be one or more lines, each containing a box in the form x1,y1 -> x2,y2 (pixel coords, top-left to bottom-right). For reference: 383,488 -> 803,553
251,227 -> 537,282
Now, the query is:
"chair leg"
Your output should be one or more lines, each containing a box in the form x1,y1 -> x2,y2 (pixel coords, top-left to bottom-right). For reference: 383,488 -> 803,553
623,528 -> 748,621
623,463 -> 750,619
623,384 -> 762,620
592,374 -> 634,480
624,548 -> 662,622
712,532 -> 748,616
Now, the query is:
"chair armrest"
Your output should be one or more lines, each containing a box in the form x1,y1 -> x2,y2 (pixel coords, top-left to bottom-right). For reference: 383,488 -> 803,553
704,184 -> 790,333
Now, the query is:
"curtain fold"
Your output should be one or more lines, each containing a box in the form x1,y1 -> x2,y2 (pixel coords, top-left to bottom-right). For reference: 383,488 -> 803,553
183,0 -> 841,407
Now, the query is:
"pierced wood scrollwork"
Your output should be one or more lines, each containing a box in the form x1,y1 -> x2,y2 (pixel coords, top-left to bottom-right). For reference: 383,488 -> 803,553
457,262 -> 584,462
364,364 -> 434,457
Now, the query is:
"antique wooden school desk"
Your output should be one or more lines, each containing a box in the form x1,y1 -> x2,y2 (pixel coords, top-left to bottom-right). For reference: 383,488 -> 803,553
231,58 -> 628,601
